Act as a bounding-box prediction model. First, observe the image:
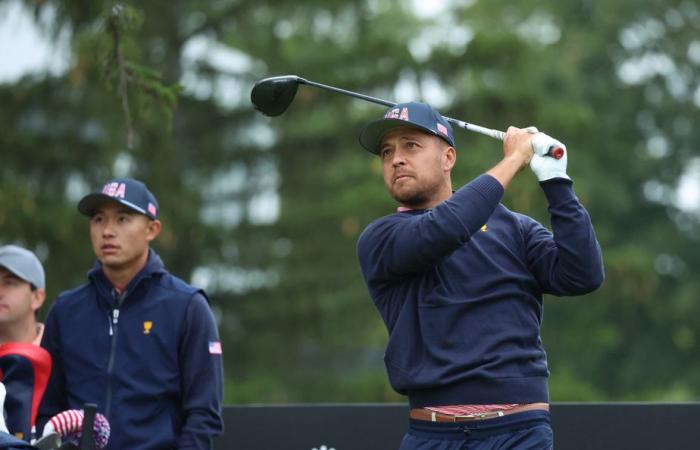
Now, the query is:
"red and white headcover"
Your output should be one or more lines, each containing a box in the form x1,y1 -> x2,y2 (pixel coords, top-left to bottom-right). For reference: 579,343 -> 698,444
43,409 -> 110,449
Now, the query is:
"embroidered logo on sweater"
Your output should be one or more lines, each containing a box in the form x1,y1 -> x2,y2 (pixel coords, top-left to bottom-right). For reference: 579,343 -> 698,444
480,224 -> 488,232
143,321 -> 153,334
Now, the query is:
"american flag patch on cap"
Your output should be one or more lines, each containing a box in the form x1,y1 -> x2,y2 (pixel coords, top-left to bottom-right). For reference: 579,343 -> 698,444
209,341 -> 222,354
437,123 -> 448,136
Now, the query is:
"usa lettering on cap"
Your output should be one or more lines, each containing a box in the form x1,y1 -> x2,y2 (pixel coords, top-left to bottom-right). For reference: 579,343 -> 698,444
102,182 -> 127,199
384,107 -> 410,121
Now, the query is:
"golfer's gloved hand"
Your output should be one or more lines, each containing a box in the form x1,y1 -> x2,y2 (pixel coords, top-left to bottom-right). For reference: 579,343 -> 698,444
530,132 -> 570,181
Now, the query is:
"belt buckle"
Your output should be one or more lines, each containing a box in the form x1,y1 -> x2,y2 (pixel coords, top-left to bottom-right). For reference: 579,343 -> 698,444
453,410 -> 504,421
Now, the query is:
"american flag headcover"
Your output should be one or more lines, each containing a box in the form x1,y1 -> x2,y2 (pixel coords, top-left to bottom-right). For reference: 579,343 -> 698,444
46,409 -> 110,449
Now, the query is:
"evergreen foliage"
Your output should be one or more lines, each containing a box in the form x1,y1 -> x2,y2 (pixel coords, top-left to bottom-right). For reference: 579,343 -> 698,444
2,0 -> 699,403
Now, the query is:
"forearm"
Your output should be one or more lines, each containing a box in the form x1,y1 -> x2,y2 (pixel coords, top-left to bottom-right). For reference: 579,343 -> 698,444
532,179 -> 604,294
177,414 -> 220,450
38,314 -> 68,430
547,180 -> 603,288
487,125 -> 535,188
486,154 -> 529,189
177,296 -> 224,450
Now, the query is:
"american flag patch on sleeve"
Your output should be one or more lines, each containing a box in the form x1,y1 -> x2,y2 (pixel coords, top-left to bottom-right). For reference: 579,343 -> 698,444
208,341 -> 223,354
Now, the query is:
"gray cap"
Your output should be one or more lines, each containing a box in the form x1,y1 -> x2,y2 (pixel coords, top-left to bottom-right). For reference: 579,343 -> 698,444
0,245 -> 45,290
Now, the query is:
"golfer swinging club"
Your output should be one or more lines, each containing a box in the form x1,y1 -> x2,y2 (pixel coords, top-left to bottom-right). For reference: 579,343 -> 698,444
356,102 -> 604,449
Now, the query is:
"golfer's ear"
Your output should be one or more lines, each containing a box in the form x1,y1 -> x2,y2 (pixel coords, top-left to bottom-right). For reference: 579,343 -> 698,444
146,220 -> 162,241
31,288 -> 46,313
443,146 -> 456,171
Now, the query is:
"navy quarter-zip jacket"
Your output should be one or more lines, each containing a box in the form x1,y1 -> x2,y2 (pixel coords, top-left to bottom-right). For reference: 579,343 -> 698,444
39,250 -> 223,450
357,175 -> 604,408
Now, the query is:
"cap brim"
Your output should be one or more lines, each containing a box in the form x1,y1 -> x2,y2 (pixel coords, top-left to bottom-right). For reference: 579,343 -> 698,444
78,193 -> 150,218
0,263 -> 33,288
359,118 -> 445,154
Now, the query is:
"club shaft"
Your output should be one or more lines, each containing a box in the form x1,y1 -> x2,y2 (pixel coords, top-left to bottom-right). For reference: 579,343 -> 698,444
446,119 -> 506,141
80,403 -> 97,450
299,78 -> 396,108
299,78 -> 506,142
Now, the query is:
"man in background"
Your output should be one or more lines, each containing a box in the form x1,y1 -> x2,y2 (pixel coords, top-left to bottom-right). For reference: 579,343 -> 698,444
0,245 -> 52,443
39,178 -> 223,450
0,245 -> 46,346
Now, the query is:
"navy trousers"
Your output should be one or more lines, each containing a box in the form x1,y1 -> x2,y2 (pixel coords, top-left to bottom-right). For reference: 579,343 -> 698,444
399,410 -> 553,450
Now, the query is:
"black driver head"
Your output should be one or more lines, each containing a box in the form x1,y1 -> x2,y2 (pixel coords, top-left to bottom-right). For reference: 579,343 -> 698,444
250,75 -> 301,116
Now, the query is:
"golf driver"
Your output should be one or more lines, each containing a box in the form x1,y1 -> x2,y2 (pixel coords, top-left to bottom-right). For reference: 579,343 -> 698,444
250,75 -> 564,159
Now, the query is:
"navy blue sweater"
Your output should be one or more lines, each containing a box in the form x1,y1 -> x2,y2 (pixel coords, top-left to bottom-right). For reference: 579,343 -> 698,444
357,175 -> 604,408
39,250 -> 223,450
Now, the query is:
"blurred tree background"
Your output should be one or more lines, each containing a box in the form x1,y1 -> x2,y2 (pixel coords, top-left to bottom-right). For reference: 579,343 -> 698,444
1,0 -> 699,403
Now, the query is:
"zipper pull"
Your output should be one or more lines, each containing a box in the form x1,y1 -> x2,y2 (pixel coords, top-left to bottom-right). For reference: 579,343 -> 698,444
109,309 -> 120,336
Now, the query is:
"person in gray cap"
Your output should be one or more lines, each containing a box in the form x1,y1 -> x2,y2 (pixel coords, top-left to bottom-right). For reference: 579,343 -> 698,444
0,245 -> 46,345
0,245 -> 52,445
38,178 -> 223,450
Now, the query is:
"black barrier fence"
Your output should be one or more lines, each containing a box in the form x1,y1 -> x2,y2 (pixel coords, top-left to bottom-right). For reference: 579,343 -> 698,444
215,403 -> 699,450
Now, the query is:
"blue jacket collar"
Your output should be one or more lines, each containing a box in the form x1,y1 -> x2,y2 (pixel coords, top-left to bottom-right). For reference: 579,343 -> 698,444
88,248 -> 167,297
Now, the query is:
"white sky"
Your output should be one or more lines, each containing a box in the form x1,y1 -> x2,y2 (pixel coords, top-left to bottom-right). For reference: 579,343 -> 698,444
0,0 -> 70,84
411,0 -> 451,18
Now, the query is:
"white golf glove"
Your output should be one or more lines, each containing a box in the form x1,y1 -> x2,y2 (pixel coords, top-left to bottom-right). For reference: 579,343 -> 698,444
530,132 -> 570,181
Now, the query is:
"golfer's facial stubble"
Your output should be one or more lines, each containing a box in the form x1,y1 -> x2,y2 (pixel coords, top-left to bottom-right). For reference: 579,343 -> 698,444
380,127 -> 456,210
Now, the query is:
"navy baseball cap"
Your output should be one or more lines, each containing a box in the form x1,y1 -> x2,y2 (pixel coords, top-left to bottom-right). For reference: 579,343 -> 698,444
78,178 -> 159,220
359,102 -> 455,154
